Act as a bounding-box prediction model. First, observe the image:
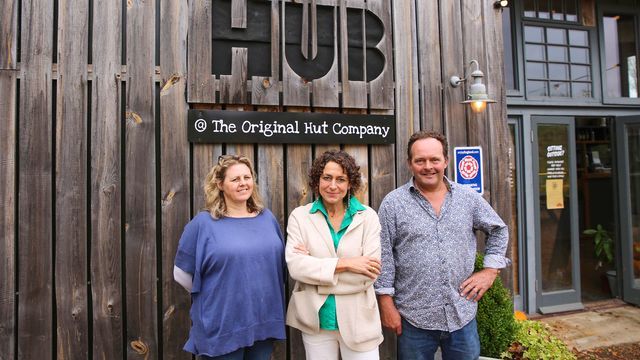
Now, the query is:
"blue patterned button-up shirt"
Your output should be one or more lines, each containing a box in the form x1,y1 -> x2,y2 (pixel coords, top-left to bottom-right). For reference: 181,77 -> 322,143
374,178 -> 509,332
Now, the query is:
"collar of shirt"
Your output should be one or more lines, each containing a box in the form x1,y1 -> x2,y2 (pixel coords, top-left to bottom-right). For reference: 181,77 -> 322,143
310,195 -> 365,233
407,176 -> 458,220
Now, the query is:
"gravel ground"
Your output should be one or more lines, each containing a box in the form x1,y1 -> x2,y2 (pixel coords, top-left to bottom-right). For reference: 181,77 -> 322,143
574,342 -> 640,359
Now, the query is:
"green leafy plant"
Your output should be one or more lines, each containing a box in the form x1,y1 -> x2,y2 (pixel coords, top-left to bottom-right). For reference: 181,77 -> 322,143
501,320 -> 576,360
474,254 -> 517,358
583,224 -> 614,269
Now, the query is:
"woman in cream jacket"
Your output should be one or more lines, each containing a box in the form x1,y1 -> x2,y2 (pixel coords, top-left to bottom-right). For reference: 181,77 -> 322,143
286,150 -> 383,360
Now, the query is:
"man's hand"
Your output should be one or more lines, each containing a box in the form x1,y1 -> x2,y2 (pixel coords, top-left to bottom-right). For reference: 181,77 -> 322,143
459,268 -> 500,302
377,295 -> 402,335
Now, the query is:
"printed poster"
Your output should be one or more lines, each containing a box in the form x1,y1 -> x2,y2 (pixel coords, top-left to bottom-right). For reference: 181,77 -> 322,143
546,179 -> 564,209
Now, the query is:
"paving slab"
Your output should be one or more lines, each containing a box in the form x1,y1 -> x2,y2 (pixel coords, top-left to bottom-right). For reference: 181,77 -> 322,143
538,302 -> 640,351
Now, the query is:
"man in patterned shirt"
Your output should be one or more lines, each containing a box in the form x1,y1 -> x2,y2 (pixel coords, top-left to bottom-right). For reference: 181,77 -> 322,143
374,130 -> 509,360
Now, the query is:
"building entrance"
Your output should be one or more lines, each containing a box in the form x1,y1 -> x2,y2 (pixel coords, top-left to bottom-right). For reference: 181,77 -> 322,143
532,116 -> 582,314
575,117 -> 617,302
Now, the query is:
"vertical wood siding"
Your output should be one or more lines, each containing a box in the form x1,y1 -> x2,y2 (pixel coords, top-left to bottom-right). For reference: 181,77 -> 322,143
18,0 -> 54,358
90,0 -> 124,357
0,70 -> 17,360
0,0 -> 17,69
159,0 -> 191,358
55,0 -> 89,358
125,0 -> 158,358
1,0 -> 510,358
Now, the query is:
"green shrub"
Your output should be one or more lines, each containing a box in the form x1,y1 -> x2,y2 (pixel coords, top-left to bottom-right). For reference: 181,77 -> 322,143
474,254 -> 517,358
502,320 -> 576,360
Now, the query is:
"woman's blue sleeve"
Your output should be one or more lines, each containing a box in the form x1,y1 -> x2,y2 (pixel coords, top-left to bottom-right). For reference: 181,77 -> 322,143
174,218 -> 199,276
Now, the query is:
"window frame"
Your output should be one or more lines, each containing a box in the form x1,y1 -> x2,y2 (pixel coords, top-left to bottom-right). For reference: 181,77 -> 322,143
598,3 -> 640,106
522,0 -> 581,24
505,4 -> 525,97
519,16 -> 602,104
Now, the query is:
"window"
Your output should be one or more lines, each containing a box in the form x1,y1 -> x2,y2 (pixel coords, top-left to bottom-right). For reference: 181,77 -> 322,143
603,14 -> 639,99
523,0 -> 578,22
524,25 -> 592,98
503,6 -> 517,91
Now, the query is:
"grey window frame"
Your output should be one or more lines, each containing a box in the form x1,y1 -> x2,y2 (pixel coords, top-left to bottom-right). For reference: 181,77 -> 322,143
508,117 -> 528,312
521,19 -> 601,103
522,0 -> 581,24
598,3 -> 640,107
505,4 -> 524,97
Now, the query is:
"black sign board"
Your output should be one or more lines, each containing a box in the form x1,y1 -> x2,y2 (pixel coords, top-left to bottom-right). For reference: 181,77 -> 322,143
188,110 -> 395,144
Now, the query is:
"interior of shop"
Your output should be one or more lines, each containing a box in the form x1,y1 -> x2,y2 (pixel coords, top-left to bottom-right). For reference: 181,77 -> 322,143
575,117 -> 616,302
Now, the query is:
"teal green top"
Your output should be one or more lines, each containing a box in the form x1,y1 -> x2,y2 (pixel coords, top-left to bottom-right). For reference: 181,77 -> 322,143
310,196 -> 366,330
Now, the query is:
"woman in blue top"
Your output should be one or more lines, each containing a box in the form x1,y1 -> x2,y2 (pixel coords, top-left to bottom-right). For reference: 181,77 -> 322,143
286,150 -> 384,360
174,154 -> 286,359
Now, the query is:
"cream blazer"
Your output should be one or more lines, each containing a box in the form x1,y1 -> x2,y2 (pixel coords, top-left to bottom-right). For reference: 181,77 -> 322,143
285,203 -> 383,352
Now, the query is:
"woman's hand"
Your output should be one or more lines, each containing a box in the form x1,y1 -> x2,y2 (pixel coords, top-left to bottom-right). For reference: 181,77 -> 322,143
293,243 -> 310,255
336,256 -> 381,279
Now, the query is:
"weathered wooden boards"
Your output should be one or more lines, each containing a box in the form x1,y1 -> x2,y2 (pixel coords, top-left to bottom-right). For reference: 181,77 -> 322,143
482,0 -> 513,290
187,0 -> 393,110
440,0 -> 468,153
125,0 -> 158,358
56,0 -> 89,358
160,0 -> 192,358
0,0 -> 17,69
91,0 -> 124,357
462,0 -> 490,197
0,69 -> 17,360
256,107 -> 286,360
0,3 -> 17,359
18,0 -> 54,358
391,0 -> 419,185
2,0 -> 511,357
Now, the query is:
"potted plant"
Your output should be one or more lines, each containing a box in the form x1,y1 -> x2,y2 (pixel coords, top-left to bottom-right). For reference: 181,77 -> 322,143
583,224 -> 616,296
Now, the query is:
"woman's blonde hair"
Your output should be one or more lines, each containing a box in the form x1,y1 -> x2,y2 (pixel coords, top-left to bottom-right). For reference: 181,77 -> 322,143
203,154 -> 264,219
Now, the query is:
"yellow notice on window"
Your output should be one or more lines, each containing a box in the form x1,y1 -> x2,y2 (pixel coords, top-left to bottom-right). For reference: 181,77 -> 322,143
546,179 -> 564,209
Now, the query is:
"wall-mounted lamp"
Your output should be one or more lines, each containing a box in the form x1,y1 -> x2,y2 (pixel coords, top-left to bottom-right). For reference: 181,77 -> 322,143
450,60 -> 496,113
494,0 -> 509,9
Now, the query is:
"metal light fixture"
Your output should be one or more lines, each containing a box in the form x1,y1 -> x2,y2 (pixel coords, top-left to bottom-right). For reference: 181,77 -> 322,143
450,60 -> 496,113
494,0 -> 509,8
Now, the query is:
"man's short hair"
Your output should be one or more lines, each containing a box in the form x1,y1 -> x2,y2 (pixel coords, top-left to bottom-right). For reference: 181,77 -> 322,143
407,130 -> 449,160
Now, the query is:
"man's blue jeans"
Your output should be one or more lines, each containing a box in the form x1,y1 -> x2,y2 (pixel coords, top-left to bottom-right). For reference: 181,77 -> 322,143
397,318 -> 480,360
199,339 -> 274,360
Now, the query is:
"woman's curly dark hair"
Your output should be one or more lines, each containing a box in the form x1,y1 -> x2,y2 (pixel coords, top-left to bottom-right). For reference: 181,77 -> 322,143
309,150 -> 362,201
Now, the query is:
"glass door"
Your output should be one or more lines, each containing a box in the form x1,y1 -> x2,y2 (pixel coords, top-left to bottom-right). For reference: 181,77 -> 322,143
616,116 -> 640,306
532,116 -> 583,313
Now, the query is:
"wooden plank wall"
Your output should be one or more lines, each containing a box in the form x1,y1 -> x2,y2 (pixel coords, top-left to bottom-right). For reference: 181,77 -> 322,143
125,0 -> 158,358
90,0 -> 123,358
56,0 -> 89,358
0,0 -> 510,358
160,0 -> 191,359
0,1 -> 17,359
18,1 -> 54,359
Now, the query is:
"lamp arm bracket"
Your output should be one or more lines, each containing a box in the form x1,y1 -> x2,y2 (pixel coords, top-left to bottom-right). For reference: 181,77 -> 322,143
450,60 -> 482,87
450,75 -> 466,87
